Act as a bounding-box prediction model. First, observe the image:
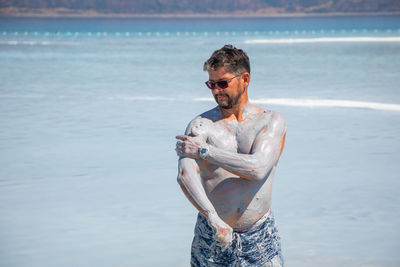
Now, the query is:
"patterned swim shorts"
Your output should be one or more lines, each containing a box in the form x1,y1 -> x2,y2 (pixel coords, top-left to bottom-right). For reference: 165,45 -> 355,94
191,211 -> 284,267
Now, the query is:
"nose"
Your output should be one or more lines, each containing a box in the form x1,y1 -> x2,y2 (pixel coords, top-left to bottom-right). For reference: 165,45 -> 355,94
212,84 -> 225,91
211,88 -> 223,95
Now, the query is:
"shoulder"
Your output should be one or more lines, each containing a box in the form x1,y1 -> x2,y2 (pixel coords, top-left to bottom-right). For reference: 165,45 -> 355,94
184,107 -> 219,136
247,104 -> 285,125
265,109 -> 286,135
249,105 -> 286,134
268,110 -> 286,127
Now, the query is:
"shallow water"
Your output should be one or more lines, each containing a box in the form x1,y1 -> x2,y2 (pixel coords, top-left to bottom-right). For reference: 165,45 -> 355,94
0,15 -> 400,266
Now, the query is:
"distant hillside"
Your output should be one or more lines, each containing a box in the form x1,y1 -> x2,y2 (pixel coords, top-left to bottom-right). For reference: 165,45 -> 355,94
1,0 -> 400,16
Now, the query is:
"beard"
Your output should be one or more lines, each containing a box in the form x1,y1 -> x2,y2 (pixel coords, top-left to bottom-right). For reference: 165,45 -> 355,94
214,91 -> 242,109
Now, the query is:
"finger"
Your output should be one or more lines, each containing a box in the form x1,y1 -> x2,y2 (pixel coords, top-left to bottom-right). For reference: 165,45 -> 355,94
177,140 -> 187,149
216,238 -> 230,252
175,135 -> 188,141
175,145 -> 183,153
175,143 -> 184,152
213,234 -> 226,246
213,233 -> 218,241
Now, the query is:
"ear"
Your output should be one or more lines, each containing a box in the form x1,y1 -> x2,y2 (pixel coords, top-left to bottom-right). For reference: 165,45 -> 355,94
242,72 -> 250,87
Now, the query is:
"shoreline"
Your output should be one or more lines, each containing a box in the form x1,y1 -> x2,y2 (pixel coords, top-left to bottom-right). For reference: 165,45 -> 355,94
1,10 -> 400,19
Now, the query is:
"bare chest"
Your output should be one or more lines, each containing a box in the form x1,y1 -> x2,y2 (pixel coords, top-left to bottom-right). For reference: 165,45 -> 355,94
206,120 -> 261,154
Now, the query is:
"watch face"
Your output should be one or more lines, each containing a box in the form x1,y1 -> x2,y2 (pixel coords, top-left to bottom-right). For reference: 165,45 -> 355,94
199,147 -> 208,158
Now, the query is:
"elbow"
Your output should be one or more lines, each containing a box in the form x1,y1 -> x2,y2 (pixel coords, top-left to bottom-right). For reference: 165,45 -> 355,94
247,150 -> 280,181
177,162 -> 200,185
177,170 -> 191,186
177,173 -> 184,185
254,166 -> 273,181
247,159 -> 274,181
177,177 -> 184,186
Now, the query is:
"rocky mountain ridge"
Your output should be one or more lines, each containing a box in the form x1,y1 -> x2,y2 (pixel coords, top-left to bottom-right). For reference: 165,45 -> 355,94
1,0 -> 400,16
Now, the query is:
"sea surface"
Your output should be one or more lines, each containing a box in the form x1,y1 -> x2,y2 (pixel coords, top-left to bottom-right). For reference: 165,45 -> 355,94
0,15 -> 400,266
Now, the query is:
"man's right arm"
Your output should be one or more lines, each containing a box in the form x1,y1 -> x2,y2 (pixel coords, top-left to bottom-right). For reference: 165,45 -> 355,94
176,119 -> 232,249
177,157 -> 215,217
177,157 -> 232,250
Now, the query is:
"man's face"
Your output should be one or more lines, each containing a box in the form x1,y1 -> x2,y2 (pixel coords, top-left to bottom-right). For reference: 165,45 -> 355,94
207,67 -> 244,109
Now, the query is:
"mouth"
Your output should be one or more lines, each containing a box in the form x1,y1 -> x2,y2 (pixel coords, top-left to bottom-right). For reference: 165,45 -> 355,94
214,94 -> 233,109
216,94 -> 228,101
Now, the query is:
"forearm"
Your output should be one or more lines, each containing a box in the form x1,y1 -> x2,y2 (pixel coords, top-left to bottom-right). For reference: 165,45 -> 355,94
177,157 -> 233,249
177,157 -> 217,217
205,145 -> 278,181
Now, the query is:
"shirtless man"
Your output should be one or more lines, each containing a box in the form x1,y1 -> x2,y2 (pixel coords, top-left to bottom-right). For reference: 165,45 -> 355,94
175,45 -> 286,266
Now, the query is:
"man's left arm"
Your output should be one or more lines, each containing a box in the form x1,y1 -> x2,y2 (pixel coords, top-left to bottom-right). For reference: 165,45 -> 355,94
176,112 -> 286,181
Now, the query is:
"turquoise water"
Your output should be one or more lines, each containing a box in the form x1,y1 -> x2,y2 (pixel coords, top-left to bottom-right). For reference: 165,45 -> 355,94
1,16 -> 400,266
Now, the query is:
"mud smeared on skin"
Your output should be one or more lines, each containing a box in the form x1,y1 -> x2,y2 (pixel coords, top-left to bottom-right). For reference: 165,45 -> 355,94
176,67 -> 286,248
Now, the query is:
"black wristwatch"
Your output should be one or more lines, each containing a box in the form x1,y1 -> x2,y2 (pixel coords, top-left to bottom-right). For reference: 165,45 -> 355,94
198,146 -> 209,160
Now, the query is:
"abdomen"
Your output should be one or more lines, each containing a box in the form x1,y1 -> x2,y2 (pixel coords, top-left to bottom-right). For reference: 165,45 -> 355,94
203,169 -> 273,229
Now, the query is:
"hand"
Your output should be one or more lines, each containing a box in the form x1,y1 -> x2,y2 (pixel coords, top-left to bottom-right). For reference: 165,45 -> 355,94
208,212 -> 233,251
175,135 -> 205,159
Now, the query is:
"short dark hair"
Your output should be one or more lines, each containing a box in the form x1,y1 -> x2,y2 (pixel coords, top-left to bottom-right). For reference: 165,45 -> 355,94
203,45 -> 250,75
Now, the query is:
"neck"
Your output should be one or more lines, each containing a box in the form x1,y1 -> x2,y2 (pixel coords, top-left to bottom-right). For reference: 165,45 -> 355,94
220,92 -> 249,122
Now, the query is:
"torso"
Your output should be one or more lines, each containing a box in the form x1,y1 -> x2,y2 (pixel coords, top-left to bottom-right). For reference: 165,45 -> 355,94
191,104 -> 277,230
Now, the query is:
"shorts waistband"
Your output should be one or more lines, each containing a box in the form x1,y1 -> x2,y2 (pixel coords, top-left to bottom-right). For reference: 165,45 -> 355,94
234,209 -> 271,233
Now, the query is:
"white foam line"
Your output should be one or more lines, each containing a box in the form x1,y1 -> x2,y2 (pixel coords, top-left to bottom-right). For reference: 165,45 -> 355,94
193,97 -> 400,111
2,94 -> 398,111
0,41 -> 79,46
109,96 -> 176,101
245,37 -> 400,44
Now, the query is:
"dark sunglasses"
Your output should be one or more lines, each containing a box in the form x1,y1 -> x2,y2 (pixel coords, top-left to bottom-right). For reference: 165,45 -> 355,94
205,74 -> 242,90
